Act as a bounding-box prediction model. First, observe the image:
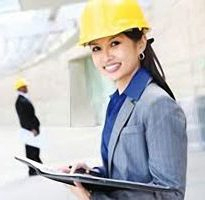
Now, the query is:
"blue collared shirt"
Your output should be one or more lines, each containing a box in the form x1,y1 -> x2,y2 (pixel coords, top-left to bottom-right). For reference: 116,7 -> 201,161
100,67 -> 151,177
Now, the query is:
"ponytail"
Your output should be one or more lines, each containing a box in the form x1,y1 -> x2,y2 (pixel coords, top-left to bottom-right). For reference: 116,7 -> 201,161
142,38 -> 175,100
124,28 -> 175,100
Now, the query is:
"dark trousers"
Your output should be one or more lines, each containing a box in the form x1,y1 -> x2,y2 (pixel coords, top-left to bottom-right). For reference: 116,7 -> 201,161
25,144 -> 42,176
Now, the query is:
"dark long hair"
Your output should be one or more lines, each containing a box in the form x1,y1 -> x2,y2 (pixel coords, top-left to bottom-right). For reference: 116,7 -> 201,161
124,28 -> 175,100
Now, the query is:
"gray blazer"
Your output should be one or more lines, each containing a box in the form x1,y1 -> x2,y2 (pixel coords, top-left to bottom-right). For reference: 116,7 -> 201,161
91,83 -> 187,200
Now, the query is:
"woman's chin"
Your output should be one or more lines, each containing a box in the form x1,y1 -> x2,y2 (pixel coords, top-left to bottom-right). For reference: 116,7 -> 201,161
107,75 -> 119,82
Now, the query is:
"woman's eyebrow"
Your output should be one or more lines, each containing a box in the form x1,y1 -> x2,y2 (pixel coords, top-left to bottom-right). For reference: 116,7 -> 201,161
108,35 -> 119,42
89,41 -> 98,46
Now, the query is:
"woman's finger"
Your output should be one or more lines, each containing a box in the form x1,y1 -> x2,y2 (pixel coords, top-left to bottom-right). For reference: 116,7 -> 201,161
70,163 -> 91,174
70,184 -> 91,200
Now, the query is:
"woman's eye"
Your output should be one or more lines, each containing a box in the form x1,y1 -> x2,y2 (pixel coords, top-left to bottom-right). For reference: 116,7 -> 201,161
91,46 -> 101,52
111,41 -> 120,47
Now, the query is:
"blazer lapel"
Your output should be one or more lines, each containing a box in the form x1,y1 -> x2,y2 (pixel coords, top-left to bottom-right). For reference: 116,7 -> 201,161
108,97 -> 135,176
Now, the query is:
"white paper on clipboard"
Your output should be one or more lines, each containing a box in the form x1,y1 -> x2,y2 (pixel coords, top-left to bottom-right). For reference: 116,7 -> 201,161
18,128 -> 44,148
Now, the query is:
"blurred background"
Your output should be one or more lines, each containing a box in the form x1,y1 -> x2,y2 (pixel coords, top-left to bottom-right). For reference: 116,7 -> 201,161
0,0 -> 204,199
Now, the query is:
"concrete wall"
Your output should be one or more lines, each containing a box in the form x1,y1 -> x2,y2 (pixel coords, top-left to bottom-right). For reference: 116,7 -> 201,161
69,58 -> 97,127
147,0 -> 205,98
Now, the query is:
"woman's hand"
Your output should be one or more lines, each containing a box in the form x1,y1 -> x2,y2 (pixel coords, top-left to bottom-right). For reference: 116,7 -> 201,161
70,182 -> 91,200
69,162 -> 91,174
70,163 -> 92,200
60,162 -> 92,200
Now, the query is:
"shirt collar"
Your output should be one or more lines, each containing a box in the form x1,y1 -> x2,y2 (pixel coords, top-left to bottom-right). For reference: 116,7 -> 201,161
123,67 -> 151,100
17,91 -> 30,101
109,67 -> 152,100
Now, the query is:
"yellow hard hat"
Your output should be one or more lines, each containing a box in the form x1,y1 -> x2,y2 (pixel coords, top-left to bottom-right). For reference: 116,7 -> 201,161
79,0 -> 150,45
14,78 -> 27,90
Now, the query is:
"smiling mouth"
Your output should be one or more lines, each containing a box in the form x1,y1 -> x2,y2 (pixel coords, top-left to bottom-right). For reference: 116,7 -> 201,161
103,63 -> 121,73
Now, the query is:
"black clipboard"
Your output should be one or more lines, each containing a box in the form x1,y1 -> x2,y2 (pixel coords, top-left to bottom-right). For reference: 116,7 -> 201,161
15,156 -> 174,192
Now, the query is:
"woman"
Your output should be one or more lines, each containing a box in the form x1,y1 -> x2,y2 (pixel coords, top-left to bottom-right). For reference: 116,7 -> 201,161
68,0 -> 187,199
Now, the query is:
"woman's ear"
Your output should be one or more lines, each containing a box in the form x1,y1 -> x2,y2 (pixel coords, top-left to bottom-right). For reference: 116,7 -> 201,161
138,35 -> 147,53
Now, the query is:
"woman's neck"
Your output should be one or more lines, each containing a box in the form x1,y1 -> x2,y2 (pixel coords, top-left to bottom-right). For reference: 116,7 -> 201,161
116,67 -> 140,94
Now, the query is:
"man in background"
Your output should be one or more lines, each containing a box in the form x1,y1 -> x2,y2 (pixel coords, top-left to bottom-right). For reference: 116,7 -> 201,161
15,78 -> 42,176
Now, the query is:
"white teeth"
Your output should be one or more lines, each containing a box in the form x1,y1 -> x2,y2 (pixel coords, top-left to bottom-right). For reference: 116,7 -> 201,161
105,64 -> 118,70
104,63 -> 120,73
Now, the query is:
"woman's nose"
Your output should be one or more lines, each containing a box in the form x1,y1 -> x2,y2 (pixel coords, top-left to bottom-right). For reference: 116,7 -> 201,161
103,48 -> 114,63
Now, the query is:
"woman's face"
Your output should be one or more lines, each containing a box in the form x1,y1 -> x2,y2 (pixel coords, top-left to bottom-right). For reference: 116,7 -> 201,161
89,33 -> 146,89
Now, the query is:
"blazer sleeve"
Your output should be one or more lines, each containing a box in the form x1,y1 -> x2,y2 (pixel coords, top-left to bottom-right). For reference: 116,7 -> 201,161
144,95 -> 187,199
